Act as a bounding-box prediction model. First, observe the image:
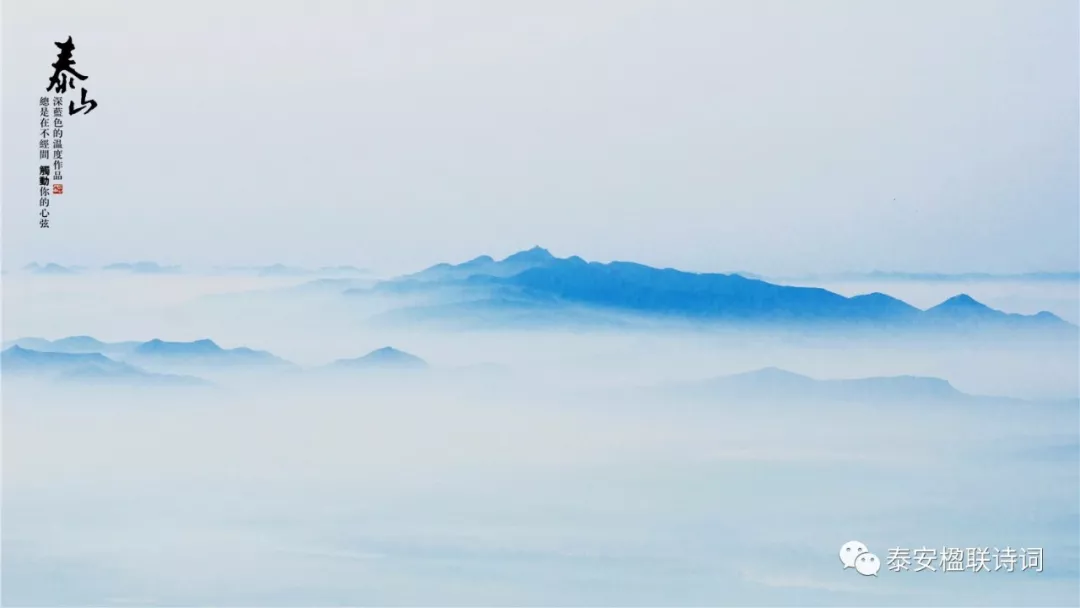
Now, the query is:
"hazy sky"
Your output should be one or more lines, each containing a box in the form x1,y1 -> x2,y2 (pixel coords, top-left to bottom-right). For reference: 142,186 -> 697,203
3,0 -> 1077,275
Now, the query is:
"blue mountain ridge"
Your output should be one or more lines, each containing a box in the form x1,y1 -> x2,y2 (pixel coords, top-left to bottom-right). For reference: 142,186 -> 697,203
357,248 -> 1071,330
3,337 -> 297,368
4,336 -> 143,356
23,262 -> 80,275
322,347 -> 428,371
395,246 -> 567,283
6,339 -> 1066,404
1,346 -> 210,386
2,338 -> 429,378
131,339 -> 296,367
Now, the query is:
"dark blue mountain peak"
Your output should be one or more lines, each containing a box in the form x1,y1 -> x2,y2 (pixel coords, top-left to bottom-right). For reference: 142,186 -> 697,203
934,294 -> 988,310
388,250 -> 1072,331
848,292 -> 921,315
852,292 -> 900,302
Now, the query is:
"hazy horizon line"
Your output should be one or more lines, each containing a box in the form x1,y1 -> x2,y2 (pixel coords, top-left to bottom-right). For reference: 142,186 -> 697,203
6,253 -> 1080,281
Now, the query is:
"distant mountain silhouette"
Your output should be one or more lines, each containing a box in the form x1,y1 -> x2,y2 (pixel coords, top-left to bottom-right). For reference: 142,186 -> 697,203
403,246 -> 566,282
1,346 -> 209,386
323,347 -> 428,371
2,336 -> 295,369
928,294 -> 996,315
373,248 -> 1072,331
663,367 -> 976,403
4,336 -> 142,356
103,261 -> 181,274
24,262 -> 78,275
922,294 -> 1068,328
131,339 -> 295,367
135,339 -> 222,356
3,346 -> 132,374
500,260 -> 1037,324
49,336 -> 108,350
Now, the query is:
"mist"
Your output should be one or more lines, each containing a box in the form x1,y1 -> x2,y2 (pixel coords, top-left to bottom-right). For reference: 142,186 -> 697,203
5,0 -> 1078,602
3,272 -> 1078,606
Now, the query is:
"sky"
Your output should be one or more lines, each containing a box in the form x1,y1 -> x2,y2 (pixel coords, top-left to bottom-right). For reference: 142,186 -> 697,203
3,0 -> 1077,276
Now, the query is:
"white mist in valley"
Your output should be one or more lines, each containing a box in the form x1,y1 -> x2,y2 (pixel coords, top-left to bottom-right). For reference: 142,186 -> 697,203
3,273 -> 1078,606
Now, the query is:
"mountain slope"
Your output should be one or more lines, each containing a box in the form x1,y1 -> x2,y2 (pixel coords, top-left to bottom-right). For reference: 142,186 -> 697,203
403,246 -> 564,283
370,248 -> 1070,330
324,347 -> 428,370
30,262 -> 78,275
2,346 -> 133,374
2,336 -> 297,369
131,339 -> 295,368
3,336 -> 143,356
1,346 -> 209,386
922,294 -> 1067,328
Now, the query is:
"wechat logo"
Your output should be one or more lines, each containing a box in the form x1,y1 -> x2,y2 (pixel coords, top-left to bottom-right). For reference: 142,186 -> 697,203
840,540 -> 880,576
